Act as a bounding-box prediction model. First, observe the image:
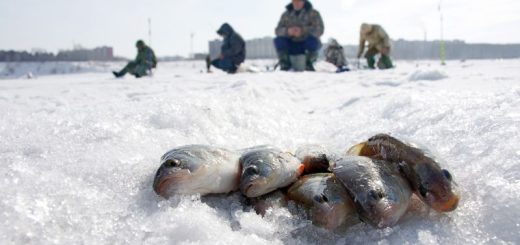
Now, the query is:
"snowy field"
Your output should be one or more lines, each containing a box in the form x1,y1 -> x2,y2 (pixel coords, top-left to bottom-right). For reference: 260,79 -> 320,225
0,62 -> 124,79
1,59 -> 519,244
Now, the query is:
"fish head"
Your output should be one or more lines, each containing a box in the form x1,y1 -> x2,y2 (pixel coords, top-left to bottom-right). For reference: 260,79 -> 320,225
355,166 -> 412,228
311,182 -> 355,230
354,187 -> 404,228
153,156 -> 203,198
239,152 -> 278,197
311,193 -> 349,230
411,163 -> 459,212
287,174 -> 355,230
240,148 -> 304,197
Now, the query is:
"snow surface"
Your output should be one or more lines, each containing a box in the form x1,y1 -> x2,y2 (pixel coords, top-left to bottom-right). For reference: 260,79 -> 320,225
0,62 -> 123,79
408,69 -> 448,82
1,59 -> 519,244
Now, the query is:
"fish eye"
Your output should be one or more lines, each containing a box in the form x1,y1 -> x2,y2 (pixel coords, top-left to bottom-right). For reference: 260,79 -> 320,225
244,166 -> 259,175
442,169 -> 452,181
165,159 -> 180,167
397,163 -> 407,175
419,184 -> 428,197
313,194 -> 328,203
368,190 -> 384,200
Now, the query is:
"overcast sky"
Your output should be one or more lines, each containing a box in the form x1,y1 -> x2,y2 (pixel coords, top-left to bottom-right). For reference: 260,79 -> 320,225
1,0 -> 519,58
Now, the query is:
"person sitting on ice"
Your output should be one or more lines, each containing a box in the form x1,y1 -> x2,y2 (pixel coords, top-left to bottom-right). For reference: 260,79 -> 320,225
325,38 -> 350,73
274,0 -> 324,71
113,40 -> 157,78
209,23 -> 245,74
357,23 -> 393,69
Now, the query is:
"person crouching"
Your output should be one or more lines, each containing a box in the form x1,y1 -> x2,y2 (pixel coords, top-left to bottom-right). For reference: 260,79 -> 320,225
209,23 -> 246,74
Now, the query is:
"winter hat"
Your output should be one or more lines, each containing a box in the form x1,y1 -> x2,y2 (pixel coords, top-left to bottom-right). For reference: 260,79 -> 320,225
361,23 -> 373,34
136,40 -> 145,47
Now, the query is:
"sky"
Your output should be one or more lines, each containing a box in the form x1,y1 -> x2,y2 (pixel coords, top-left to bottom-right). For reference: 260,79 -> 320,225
1,0 -> 519,58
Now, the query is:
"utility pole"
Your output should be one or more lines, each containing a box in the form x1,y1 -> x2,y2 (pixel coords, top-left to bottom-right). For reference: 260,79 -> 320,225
148,18 -> 152,47
190,33 -> 195,59
439,0 -> 446,65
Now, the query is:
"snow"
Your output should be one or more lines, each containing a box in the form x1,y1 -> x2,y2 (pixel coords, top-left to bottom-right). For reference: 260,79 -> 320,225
408,69 -> 448,82
1,59 -> 519,244
0,62 -> 123,79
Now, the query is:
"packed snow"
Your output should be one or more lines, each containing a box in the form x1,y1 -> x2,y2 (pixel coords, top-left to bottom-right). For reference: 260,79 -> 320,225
408,69 -> 448,82
0,62 -> 123,79
0,59 -> 519,244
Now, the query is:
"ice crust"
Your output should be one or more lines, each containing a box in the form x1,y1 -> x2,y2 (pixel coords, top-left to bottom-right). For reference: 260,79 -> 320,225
408,69 -> 448,81
0,60 -> 519,244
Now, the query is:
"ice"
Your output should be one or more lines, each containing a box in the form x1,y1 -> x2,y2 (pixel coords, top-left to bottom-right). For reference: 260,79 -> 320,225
1,59 -> 519,244
408,69 -> 448,82
0,62 -> 123,79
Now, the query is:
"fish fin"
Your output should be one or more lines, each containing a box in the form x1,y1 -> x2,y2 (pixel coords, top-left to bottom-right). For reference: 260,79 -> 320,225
346,142 -> 375,156
297,164 -> 305,176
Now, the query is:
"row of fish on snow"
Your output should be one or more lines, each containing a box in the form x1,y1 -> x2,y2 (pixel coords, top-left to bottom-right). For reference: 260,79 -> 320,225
152,134 -> 460,231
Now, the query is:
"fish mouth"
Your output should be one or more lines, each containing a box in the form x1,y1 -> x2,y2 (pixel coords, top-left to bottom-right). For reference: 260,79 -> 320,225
428,193 -> 460,212
240,177 -> 268,197
153,170 -> 191,198
375,204 -> 404,228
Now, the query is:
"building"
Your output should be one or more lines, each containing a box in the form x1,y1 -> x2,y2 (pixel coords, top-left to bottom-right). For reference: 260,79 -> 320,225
342,39 -> 520,60
209,37 -> 277,60
246,37 -> 277,59
208,39 -> 223,59
56,46 -> 114,61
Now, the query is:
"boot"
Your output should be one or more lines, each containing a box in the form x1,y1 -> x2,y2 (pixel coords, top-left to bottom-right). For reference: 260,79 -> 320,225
336,66 -> 350,73
377,54 -> 394,69
112,71 -> 123,78
366,55 -> 376,69
277,51 -> 291,71
305,51 -> 318,71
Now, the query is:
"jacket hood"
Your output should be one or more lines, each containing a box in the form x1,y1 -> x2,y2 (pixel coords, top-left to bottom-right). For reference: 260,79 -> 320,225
217,23 -> 234,36
285,1 -> 312,11
329,38 -> 340,46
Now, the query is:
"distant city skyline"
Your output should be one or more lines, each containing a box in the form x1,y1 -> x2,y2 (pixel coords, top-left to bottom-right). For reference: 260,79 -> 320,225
1,0 -> 519,58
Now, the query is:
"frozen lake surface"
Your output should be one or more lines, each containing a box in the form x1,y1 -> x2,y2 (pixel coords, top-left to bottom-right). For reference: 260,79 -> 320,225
1,59 -> 519,244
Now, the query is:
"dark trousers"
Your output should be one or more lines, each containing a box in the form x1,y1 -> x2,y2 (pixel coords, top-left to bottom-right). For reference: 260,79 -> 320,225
274,36 -> 321,55
211,58 -> 237,73
118,61 -> 151,77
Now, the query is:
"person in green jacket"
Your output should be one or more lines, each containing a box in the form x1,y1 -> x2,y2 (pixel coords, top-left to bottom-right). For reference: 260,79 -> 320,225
357,23 -> 393,69
113,40 -> 157,78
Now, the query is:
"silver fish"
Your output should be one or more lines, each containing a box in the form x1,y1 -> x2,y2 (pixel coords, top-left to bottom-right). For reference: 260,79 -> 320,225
287,173 -> 358,230
333,156 -> 412,228
347,133 -> 460,212
239,146 -> 304,197
153,145 -> 241,198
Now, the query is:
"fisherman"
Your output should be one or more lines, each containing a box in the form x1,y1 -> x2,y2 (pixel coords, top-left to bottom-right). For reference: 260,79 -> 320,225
274,0 -> 324,71
325,38 -> 349,73
357,23 -> 393,69
209,23 -> 246,74
113,40 -> 157,78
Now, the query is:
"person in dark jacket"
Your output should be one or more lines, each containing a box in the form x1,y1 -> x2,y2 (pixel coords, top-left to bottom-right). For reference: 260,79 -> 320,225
274,0 -> 324,71
113,40 -> 157,78
210,23 -> 246,74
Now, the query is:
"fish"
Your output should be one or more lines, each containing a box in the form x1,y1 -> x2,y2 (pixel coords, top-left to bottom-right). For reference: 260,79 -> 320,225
153,145 -> 241,198
239,145 -> 304,197
287,173 -> 358,230
295,144 -> 334,174
347,133 -> 460,212
333,156 -> 412,228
